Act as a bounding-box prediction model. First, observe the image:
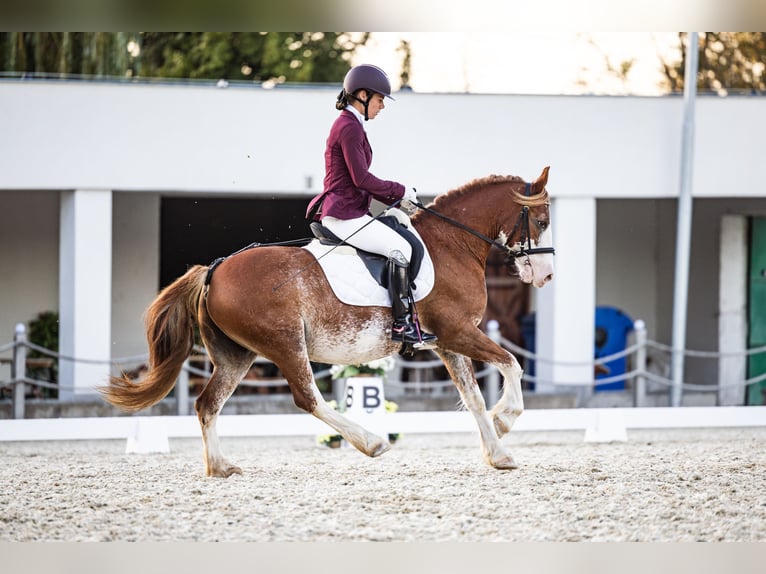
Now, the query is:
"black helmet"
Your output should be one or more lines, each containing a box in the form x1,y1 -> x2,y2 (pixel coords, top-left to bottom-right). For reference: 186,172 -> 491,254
343,64 -> 394,100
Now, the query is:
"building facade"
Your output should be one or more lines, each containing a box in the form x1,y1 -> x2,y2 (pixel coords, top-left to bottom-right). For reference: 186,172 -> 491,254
1,79 -> 764,404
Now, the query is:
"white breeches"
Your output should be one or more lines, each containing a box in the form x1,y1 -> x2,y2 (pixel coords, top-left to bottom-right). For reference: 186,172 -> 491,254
322,215 -> 412,262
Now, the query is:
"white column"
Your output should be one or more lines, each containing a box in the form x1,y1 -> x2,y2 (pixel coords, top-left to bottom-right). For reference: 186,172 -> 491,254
535,197 -> 596,396
59,190 -> 113,399
718,215 -> 747,406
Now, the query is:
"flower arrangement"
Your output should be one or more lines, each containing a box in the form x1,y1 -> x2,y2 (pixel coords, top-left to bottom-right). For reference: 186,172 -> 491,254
318,357 -> 400,448
316,398 -> 401,448
329,356 -> 396,380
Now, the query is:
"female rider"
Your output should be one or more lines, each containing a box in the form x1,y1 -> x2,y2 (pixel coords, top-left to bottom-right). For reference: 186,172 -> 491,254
306,64 -> 436,346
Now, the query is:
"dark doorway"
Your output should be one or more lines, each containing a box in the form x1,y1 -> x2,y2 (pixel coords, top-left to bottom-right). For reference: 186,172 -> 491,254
160,196 -> 309,288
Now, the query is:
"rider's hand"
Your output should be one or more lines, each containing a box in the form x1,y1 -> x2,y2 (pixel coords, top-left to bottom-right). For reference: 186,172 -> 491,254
401,187 -> 419,214
402,187 -> 418,204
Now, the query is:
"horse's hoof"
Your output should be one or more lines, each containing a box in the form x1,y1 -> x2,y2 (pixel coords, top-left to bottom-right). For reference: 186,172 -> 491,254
491,456 -> 519,470
370,441 -> 392,458
208,464 -> 242,478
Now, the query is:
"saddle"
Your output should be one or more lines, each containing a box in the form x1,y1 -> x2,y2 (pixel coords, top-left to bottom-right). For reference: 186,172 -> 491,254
309,215 -> 425,289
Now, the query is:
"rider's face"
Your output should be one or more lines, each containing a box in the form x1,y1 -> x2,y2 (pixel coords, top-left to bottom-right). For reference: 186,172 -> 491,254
363,92 -> 386,120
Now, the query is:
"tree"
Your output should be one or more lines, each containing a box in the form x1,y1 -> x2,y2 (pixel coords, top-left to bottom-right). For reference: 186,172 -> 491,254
0,32 -> 369,84
136,32 -> 368,83
661,32 -> 766,94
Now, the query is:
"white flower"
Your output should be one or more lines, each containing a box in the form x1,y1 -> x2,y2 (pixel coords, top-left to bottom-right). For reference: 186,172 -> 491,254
364,356 -> 395,373
329,356 -> 396,379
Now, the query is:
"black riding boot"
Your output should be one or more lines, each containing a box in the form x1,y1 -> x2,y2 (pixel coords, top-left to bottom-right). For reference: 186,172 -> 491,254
388,253 -> 437,345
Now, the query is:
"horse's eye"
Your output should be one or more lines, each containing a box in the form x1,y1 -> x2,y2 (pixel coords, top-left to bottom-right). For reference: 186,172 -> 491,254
537,220 -> 548,230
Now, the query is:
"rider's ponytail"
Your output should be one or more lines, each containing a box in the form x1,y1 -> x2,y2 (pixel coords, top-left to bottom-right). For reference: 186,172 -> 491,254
335,89 -> 349,110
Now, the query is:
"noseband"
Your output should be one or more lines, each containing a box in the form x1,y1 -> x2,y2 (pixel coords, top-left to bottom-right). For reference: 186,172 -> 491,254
412,182 -> 556,261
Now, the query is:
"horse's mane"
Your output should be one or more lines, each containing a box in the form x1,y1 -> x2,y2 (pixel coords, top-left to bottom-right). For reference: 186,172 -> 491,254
429,175 -> 550,210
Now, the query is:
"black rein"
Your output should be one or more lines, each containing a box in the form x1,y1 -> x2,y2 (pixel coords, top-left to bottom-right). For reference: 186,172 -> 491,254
412,182 -> 556,260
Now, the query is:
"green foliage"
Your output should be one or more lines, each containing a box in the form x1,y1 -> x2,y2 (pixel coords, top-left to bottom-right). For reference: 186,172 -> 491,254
27,310 -> 58,353
0,32 -> 369,84
27,310 -> 59,393
662,33 -> 766,94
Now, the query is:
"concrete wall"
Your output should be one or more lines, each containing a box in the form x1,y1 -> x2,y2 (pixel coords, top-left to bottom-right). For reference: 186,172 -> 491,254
2,81 -> 765,199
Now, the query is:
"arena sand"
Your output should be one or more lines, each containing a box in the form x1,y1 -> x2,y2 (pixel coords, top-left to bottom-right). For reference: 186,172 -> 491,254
1,427 -> 764,542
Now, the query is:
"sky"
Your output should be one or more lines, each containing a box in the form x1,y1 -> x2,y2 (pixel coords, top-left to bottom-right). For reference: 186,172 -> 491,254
351,32 -> 683,96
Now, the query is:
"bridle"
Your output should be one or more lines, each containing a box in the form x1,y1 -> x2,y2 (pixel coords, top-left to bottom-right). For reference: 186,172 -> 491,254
412,182 -> 556,262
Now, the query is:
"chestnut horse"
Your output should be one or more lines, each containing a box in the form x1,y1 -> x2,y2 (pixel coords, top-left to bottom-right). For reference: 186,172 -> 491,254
101,167 -> 555,477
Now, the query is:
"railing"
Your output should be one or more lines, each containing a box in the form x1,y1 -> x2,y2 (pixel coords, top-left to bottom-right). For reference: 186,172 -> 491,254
3,320 -> 766,419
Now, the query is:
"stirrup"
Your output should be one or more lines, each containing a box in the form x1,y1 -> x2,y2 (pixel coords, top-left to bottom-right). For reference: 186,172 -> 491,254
391,320 -> 437,345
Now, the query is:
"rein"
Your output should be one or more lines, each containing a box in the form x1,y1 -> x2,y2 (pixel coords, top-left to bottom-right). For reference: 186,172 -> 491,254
413,182 -> 556,260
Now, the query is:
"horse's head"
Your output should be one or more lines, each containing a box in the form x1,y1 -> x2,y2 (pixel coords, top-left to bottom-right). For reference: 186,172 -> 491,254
413,167 -> 555,288
503,166 -> 554,288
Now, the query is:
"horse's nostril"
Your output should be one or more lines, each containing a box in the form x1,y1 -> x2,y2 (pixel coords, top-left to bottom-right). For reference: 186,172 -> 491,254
544,273 -> 553,283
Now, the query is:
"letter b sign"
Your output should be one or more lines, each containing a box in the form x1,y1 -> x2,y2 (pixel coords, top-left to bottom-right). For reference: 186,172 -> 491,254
343,377 -> 385,415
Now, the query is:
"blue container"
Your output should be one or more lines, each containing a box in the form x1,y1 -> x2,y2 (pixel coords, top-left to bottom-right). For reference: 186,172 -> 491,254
594,306 -> 634,391
519,307 -> 634,392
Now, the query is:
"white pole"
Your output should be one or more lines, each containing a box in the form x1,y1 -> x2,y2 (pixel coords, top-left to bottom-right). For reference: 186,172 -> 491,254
670,32 -> 699,407
176,359 -> 190,416
485,320 -> 501,406
12,323 -> 27,419
633,319 -> 647,408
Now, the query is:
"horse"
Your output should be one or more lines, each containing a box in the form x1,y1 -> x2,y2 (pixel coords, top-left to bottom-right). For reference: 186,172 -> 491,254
101,167 -> 555,477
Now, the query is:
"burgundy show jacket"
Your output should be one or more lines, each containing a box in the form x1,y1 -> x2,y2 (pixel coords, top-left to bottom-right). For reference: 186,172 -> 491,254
306,109 -> 405,221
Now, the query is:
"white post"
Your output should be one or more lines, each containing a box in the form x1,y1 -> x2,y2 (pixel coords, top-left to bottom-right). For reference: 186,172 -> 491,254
536,197 -> 596,394
12,323 -> 27,419
718,215 -> 748,406
485,320 -> 501,407
670,32 -> 699,407
633,319 -> 647,407
177,359 -> 190,416
59,190 -> 113,399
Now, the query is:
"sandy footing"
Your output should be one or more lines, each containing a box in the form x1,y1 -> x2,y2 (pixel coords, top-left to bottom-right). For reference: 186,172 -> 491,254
1,427 -> 764,542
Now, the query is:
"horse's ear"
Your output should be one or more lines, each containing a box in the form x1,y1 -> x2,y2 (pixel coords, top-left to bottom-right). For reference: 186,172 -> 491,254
533,166 -> 550,191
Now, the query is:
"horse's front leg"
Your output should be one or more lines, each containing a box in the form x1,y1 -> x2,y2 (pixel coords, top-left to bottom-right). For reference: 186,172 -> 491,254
435,349 -> 518,470
487,355 -> 525,439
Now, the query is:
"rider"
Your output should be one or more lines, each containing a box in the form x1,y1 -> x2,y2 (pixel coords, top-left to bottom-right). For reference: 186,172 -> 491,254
306,64 -> 437,346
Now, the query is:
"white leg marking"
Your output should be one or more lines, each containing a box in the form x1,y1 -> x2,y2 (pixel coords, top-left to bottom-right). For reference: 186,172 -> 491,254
200,412 -> 242,477
310,386 -> 391,458
488,354 -> 525,438
439,351 -> 518,470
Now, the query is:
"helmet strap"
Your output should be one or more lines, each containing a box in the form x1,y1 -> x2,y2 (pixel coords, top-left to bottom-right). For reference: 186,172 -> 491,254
349,89 -> 372,121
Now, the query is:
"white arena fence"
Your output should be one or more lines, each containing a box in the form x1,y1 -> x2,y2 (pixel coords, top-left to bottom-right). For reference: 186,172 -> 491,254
2,320 -> 766,424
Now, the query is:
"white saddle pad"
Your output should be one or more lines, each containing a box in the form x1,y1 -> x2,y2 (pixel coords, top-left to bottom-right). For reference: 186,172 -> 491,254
302,227 -> 435,308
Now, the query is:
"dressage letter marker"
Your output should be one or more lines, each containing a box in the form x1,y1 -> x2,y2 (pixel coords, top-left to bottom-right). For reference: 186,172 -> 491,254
344,377 -> 385,415
343,376 -> 388,437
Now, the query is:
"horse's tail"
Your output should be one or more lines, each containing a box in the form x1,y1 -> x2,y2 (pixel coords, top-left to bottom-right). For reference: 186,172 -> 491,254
100,265 -> 208,412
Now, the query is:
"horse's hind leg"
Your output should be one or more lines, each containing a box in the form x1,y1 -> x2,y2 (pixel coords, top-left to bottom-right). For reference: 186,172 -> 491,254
195,361 -> 253,477
278,353 -> 391,458
435,349 -> 518,470
196,317 -> 256,477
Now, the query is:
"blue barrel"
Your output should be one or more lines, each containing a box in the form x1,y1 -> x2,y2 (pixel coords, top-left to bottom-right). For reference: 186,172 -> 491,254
594,306 -> 634,391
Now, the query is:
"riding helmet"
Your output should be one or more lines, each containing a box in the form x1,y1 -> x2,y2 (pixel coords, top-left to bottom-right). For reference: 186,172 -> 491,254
343,64 -> 395,99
